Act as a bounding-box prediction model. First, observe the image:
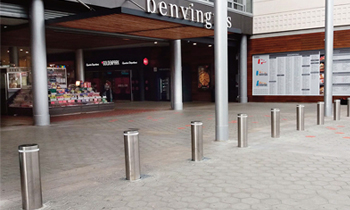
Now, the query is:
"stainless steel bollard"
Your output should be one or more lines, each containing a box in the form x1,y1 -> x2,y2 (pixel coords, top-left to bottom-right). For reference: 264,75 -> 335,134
317,102 -> 325,125
271,108 -> 280,138
296,105 -> 305,131
124,130 -> 141,181
348,98 -> 350,117
237,114 -> 248,147
191,121 -> 203,161
334,99 -> 341,121
18,144 -> 42,210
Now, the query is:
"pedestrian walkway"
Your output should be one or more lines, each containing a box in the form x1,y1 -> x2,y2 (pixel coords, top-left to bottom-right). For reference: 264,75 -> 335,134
1,102 -> 350,210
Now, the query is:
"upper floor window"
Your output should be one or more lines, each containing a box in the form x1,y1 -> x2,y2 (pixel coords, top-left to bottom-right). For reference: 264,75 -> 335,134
194,0 -> 252,14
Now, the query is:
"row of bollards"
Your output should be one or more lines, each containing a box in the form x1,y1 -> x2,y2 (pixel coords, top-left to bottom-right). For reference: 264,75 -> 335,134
18,98 -> 350,209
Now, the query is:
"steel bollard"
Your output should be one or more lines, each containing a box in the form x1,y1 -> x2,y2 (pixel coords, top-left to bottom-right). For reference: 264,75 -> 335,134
271,108 -> 280,138
296,105 -> 305,131
334,99 -> 341,121
191,121 -> 203,161
317,102 -> 325,125
18,144 -> 42,210
124,130 -> 141,181
348,98 -> 350,117
237,114 -> 248,147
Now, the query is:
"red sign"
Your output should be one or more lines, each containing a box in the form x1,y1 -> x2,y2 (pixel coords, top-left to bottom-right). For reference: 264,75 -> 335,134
143,58 -> 149,66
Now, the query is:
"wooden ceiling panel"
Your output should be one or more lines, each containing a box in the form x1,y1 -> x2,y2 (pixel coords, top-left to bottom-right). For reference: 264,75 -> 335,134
1,27 -> 149,50
53,14 -> 182,34
129,26 -> 215,40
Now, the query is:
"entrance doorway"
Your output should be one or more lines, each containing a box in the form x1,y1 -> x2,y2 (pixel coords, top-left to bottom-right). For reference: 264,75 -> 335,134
86,70 -> 133,101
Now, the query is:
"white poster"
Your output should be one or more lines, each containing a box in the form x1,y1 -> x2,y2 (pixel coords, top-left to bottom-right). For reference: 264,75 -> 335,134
253,55 -> 269,95
310,54 -> 320,95
269,57 -> 277,95
285,56 -> 294,95
252,49 -> 350,96
277,57 -> 286,95
293,56 -> 302,95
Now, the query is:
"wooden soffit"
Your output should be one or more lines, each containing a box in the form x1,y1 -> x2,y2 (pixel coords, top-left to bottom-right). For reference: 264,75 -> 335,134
48,7 -> 227,40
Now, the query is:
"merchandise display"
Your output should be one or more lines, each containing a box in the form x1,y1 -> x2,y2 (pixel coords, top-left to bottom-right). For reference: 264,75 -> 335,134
48,82 -> 108,107
9,82 -> 109,108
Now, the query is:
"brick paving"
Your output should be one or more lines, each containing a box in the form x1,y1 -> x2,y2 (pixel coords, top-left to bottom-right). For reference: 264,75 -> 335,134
1,101 -> 350,210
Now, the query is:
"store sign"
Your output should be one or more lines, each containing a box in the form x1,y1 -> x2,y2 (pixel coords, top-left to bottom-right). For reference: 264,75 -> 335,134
122,61 -> 138,65
102,60 -> 120,66
86,60 -> 138,67
86,63 -> 100,67
146,0 -> 232,29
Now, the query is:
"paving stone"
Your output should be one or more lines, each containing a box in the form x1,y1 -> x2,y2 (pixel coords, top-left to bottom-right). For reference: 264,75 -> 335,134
1,102 -> 350,209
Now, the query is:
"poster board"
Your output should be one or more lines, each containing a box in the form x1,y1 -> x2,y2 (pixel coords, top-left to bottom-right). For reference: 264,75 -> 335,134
252,49 -> 350,96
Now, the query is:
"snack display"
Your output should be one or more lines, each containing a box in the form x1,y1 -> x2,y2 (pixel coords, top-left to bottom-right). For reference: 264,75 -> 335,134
48,84 -> 105,107
10,84 -> 107,108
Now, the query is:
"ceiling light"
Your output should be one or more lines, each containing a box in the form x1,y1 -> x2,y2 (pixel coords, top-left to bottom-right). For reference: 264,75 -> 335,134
7,50 -> 9,53
20,49 -> 23,51
208,45 -> 212,47
193,43 -> 197,45
154,41 -> 158,44
4,26 -> 7,29
26,51 -> 29,54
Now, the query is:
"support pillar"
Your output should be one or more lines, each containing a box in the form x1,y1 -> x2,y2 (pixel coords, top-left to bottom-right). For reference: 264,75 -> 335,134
324,0 -> 334,117
9,46 -> 19,67
76,49 -> 85,82
170,40 -> 183,110
30,0 -> 50,126
240,35 -> 248,103
214,0 -> 229,141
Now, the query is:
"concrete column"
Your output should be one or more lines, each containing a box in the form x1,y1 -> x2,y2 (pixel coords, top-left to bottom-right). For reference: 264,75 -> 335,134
76,49 -> 85,82
324,0 -> 334,117
240,35 -> 248,103
170,40 -> 183,110
9,46 -> 19,67
30,0 -> 50,126
214,0 -> 229,141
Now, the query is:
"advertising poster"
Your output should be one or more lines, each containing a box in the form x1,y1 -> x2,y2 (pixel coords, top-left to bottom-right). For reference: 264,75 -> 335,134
198,65 -> 210,89
252,55 -> 269,95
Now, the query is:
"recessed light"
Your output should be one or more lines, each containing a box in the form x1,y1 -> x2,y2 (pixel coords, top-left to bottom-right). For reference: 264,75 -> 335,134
26,51 -> 29,54
208,45 -> 212,47
4,26 -> 7,28
7,50 -> 9,53
193,43 -> 197,45
20,49 -> 23,51
154,41 -> 158,44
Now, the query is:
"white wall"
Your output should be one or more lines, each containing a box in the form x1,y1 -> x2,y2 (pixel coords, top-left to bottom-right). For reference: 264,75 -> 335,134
253,0 -> 350,34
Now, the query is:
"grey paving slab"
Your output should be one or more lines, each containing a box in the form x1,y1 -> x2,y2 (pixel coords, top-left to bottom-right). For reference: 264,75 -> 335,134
1,102 -> 350,210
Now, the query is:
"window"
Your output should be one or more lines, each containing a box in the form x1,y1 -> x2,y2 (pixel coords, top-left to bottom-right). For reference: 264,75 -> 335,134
193,0 -> 251,13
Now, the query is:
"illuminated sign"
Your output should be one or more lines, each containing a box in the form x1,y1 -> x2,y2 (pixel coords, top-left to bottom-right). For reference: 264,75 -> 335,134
86,60 -> 138,67
86,63 -> 99,67
146,0 -> 232,29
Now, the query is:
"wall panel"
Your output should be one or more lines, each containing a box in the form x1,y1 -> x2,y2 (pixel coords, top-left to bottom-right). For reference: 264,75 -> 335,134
248,29 -> 350,102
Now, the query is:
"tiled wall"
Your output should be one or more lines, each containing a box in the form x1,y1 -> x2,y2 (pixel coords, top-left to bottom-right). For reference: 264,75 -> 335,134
254,3 -> 350,34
